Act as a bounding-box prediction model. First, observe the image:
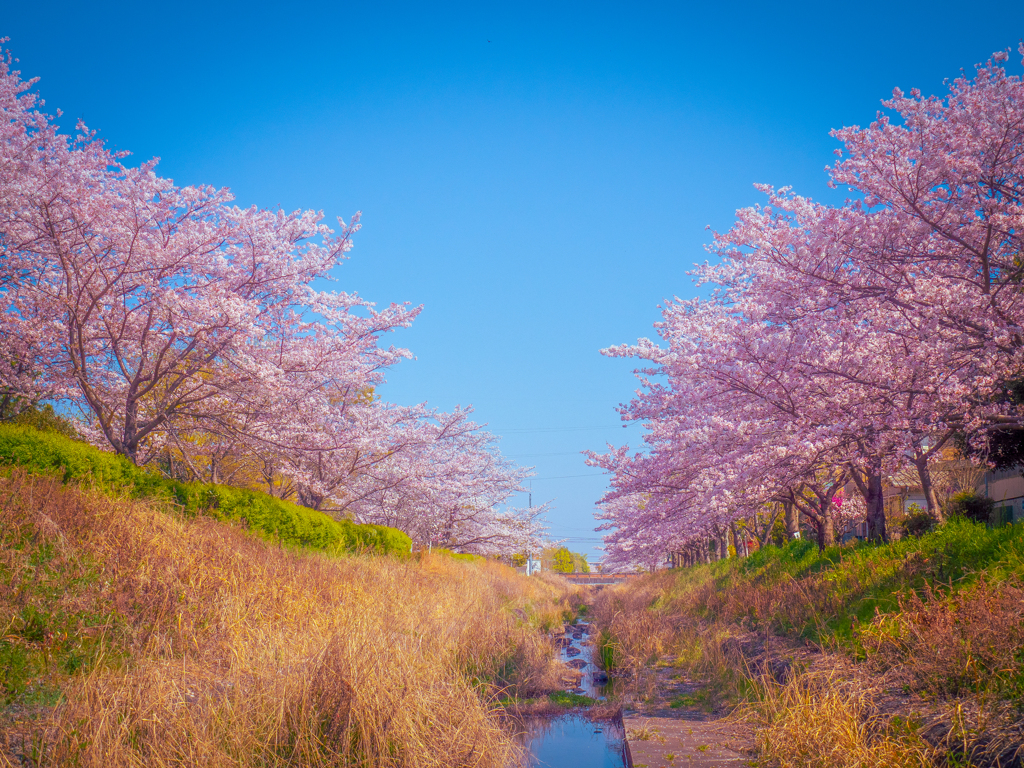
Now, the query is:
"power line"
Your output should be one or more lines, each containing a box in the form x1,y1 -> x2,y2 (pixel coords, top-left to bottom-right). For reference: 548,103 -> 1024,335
530,472 -> 608,480
507,451 -> 584,458
495,425 -> 629,434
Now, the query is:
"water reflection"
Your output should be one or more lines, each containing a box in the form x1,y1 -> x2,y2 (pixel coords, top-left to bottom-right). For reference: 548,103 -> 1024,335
509,621 -> 627,767
521,715 -> 628,768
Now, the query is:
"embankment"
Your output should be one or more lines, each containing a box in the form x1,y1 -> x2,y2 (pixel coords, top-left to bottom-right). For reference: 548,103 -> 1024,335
594,525 -> 1024,767
0,467 -> 575,767
0,424 -> 410,556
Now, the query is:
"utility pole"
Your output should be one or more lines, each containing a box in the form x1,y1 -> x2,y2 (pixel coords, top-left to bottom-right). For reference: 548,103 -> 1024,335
526,481 -> 533,575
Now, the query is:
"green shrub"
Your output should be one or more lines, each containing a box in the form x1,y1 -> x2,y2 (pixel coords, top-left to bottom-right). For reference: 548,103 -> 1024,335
947,490 -> 995,525
899,504 -> 936,538
0,424 -> 410,557
0,423 -> 139,487
9,403 -> 82,440
430,547 -> 484,562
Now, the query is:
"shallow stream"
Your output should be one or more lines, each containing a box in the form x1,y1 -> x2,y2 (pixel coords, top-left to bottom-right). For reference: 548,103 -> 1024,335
523,715 -> 628,768
555,619 -> 613,699
520,620 -> 629,768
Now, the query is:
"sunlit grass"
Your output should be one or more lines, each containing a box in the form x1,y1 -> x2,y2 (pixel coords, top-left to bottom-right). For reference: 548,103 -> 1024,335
0,470 -> 572,767
746,672 -> 935,768
593,521 -> 1024,766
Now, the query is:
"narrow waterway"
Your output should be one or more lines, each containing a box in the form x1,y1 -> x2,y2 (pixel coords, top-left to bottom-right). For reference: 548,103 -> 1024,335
521,620 -> 629,768
523,715 -> 627,768
554,619 -> 613,699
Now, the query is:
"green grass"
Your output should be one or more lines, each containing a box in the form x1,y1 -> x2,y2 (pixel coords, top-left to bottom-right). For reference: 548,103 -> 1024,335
0,524 -> 120,708
668,689 -> 712,711
547,690 -> 596,707
660,518 -> 1024,649
595,629 -> 617,670
493,690 -> 597,710
0,424 -> 411,557
742,519 -> 1024,588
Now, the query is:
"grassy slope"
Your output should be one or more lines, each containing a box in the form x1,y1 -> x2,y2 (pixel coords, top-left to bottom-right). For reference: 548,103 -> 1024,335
0,470 -> 571,767
0,424 -> 410,557
595,523 -> 1024,766
597,520 -> 1024,674
674,519 -> 1024,647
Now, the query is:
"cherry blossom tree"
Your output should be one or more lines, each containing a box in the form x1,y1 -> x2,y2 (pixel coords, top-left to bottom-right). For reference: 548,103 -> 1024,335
280,403 -> 544,554
0,48 -> 417,464
594,46 -> 1024,565
0,44 -> 543,553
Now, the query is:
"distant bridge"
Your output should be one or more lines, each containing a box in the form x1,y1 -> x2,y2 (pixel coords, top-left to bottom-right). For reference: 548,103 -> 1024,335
560,573 -> 639,586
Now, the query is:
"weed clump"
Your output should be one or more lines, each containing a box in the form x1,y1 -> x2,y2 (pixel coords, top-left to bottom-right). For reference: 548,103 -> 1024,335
860,579 -> 1024,704
748,672 -> 934,768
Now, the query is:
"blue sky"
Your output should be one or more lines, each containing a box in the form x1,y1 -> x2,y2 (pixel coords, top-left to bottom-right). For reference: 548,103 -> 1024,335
6,2 -> 1024,562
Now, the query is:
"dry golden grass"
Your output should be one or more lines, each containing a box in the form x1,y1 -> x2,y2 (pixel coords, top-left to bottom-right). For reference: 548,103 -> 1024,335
746,672 -> 935,768
592,558 -> 1024,766
860,579 -> 1024,699
0,470 -> 571,767
591,572 -> 681,674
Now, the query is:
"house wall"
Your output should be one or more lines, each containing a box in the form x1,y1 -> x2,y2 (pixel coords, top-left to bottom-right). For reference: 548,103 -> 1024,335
981,468 -> 1024,523
883,487 -> 928,515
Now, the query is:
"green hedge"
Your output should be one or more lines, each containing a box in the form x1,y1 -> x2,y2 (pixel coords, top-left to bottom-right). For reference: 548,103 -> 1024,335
0,424 -> 410,557
430,547 -> 484,563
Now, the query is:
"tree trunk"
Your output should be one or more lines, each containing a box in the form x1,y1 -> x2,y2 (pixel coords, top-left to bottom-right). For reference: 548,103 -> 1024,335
913,448 -> 945,523
718,528 -> 729,559
864,469 -> 887,542
851,461 -> 888,543
812,517 -> 824,549
807,511 -> 835,550
730,521 -> 740,557
297,485 -> 325,511
784,500 -> 799,539
821,510 -> 835,548
122,403 -> 139,464
788,485 -> 836,551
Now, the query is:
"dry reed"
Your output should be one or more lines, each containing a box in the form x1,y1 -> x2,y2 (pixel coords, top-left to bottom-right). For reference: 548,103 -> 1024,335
592,557 -> 1024,767
860,579 -> 1024,700
746,672 -> 935,768
0,470 -> 569,767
